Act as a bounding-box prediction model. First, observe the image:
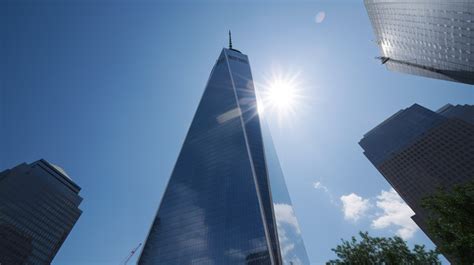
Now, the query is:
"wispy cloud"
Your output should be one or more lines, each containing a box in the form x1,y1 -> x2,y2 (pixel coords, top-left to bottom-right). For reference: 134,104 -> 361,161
313,181 -> 329,193
313,180 -> 337,205
340,193 -> 371,221
371,188 -> 418,240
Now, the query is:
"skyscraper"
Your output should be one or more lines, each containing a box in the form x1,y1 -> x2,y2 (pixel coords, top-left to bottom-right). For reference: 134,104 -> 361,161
359,103 -> 474,261
138,44 -> 309,265
364,0 -> 474,85
0,159 -> 83,264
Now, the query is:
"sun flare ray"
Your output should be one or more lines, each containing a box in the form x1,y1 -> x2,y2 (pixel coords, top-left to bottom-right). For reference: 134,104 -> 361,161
256,68 -> 306,127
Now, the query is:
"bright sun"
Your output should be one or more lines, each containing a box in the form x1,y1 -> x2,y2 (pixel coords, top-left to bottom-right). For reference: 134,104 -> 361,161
257,69 -> 304,124
267,78 -> 297,111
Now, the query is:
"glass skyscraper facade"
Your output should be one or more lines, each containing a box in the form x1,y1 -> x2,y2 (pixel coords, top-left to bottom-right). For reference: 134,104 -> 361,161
364,0 -> 474,84
0,159 -> 83,264
359,103 -> 474,263
138,48 -> 309,265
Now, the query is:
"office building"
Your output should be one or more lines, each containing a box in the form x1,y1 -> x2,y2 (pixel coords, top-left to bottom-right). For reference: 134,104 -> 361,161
364,0 -> 474,84
360,103 -> 474,262
138,41 -> 310,265
0,159 -> 83,264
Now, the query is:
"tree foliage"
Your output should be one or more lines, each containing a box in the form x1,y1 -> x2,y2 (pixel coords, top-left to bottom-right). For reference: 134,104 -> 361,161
421,180 -> 474,264
327,231 -> 440,265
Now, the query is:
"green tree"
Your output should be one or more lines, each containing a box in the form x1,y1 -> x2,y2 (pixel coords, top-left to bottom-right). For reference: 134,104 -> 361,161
327,231 -> 440,265
421,181 -> 474,264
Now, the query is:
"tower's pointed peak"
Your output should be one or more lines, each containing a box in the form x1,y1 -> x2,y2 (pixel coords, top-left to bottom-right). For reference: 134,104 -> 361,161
227,30 -> 241,53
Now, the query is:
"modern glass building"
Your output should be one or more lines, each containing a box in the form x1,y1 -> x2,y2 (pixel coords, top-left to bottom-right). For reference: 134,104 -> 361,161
359,103 -> 474,262
364,0 -> 474,84
0,159 -> 83,264
138,45 -> 309,265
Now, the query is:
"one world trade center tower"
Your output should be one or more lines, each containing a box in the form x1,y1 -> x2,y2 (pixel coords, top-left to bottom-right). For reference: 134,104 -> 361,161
138,36 -> 310,265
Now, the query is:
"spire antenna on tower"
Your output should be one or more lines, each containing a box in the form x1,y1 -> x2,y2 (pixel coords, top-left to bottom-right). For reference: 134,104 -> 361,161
229,30 -> 233,49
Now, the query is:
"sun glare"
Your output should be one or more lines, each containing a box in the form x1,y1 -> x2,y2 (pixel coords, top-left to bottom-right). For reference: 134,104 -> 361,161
257,69 -> 305,125
267,78 -> 297,111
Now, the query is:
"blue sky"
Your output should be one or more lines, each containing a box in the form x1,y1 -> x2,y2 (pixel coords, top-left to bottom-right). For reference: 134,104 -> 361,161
1,1 -> 473,264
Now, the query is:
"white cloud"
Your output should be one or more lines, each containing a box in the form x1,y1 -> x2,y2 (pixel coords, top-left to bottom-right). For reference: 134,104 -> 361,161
371,188 -> 418,240
278,225 -> 295,257
274,203 -> 304,264
274,203 -> 301,234
276,226 -> 303,265
340,193 -> 371,221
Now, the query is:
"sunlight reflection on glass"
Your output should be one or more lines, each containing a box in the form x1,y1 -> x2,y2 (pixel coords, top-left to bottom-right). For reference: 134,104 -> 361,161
257,99 -> 265,116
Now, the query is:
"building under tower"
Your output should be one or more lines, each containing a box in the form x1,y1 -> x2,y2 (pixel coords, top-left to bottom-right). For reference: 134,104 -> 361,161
0,159 -> 83,264
138,40 -> 310,265
359,103 -> 474,262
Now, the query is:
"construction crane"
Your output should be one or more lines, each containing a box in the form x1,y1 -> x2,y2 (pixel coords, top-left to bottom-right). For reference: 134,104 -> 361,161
121,243 -> 142,265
